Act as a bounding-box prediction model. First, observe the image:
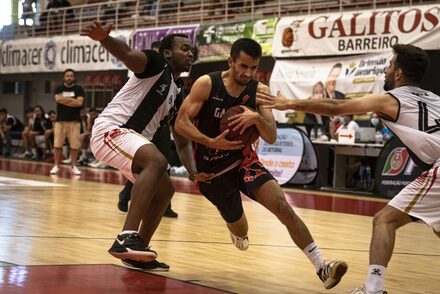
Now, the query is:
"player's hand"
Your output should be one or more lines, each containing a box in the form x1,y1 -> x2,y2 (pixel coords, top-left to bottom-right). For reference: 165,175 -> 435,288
256,90 -> 292,110
228,106 -> 259,135
189,172 -> 215,183
80,20 -> 113,42
209,130 -> 244,150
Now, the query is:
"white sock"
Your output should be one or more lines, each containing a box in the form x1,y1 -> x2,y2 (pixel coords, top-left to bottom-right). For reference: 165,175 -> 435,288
365,264 -> 387,293
303,242 -> 325,272
120,230 -> 137,236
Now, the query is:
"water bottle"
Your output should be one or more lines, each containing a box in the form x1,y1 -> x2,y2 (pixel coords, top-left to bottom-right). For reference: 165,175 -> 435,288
310,128 -> 316,139
317,128 -> 323,138
365,165 -> 372,189
375,131 -> 383,144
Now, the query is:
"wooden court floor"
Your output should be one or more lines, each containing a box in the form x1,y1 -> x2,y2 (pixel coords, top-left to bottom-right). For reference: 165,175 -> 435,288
0,158 -> 439,293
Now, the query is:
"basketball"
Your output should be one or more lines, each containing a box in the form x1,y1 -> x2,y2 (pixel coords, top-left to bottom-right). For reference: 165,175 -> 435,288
219,105 -> 260,146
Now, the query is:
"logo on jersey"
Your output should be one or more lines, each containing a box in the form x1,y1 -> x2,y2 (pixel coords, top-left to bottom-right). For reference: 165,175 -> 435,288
214,107 -> 226,118
212,96 -> 223,101
156,84 -> 168,96
241,95 -> 250,104
382,147 -> 409,176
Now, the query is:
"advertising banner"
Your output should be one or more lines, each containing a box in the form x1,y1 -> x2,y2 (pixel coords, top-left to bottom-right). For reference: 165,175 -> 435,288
269,52 -> 392,122
0,30 -> 132,73
289,128 -> 318,185
256,128 -> 304,185
197,17 -> 278,62
272,4 -> 440,57
132,24 -> 199,51
374,137 -> 423,198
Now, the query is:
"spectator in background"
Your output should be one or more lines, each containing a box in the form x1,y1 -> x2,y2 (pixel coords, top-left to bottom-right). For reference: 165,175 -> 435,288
44,110 -> 57,161
50,68 -> 85,176
370,112 -> 393,143
78,108 -> 99,165
334,114 -> 361,140
29,105 -> 51,160
303,81 -> 330,138
19,108 -> 36,158
325,63 -> 345,100
0,108 -> 24,157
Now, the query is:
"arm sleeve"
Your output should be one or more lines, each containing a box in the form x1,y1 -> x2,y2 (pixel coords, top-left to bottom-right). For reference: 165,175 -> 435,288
134,50 -> 167,79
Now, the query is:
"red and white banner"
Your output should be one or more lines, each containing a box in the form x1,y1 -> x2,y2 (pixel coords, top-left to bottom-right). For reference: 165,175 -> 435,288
272,4 -> 440,57
269,52 -> 392,123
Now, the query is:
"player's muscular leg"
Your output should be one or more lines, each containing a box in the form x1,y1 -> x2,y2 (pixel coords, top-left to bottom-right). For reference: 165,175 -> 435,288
370,205 -> 412,266
139,172 -> 175,244
123,144 -> 168,230
254,180 -> 314,250
227,213 -> 249,238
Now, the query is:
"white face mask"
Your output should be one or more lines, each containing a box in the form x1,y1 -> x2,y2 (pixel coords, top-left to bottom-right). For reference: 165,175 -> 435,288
339,116 -> 346,125
371,118 -> 380,127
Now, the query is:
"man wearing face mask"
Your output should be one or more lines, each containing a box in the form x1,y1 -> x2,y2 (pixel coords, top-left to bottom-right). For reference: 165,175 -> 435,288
332,114 -> 360,141
370,113 -> 392,143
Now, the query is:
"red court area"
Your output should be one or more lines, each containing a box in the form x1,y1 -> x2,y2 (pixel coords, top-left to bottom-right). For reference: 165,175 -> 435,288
0,264 -> 230,294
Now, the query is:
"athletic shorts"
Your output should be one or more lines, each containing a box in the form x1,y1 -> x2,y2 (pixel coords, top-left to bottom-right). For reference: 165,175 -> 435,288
198,151 -> 275,223
388,158 -> 440,232
54,121 -> 81,149
90,127 -> 152,183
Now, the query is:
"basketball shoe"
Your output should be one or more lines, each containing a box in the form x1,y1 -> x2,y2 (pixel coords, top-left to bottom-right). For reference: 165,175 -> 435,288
229,232 -> 249,251
122,259 -> 170,272
108,232 -> 157,262
351,285 -> 388,294
317,259 -> 348,289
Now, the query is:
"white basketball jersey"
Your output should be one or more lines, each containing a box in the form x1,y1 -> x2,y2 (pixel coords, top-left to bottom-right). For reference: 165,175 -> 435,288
383,85 -> 440,168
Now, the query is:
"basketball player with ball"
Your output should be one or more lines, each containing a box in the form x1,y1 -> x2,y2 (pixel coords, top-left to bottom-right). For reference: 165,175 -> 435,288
176,38 -> 347,289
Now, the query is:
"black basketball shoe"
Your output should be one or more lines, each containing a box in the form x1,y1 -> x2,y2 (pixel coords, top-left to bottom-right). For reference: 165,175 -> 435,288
108,232 -> 157,262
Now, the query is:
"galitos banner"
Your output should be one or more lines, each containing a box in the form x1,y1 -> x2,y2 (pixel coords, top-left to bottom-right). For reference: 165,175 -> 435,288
272,4 -> 440,57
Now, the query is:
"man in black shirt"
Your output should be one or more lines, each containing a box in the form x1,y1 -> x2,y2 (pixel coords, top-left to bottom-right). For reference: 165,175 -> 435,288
0,108 -> 24,156
50,68 -> 85,175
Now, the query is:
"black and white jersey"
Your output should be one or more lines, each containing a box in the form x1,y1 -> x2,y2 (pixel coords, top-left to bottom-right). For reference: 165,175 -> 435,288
194,71 -> 258,173
384,85 -> 440,169
93,50 -> 183,140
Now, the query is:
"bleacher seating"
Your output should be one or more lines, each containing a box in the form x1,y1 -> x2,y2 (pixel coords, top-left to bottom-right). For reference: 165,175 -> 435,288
7,0 -> 437,40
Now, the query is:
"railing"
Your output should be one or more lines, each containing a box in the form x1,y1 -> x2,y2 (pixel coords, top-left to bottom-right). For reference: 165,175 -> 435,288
3,0 -> 435,40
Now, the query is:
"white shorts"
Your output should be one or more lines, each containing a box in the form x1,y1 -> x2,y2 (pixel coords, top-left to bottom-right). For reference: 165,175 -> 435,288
388,159 -> 440,232
90,128 -> 152,183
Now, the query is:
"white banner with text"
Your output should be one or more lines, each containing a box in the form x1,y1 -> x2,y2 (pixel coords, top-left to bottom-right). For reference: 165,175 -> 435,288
269,52 -> 392,123
0,30 -> 132,73
272,4 -> 440,57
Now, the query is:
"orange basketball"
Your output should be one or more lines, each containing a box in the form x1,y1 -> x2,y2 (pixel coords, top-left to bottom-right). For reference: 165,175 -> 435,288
219,105 -> 260,146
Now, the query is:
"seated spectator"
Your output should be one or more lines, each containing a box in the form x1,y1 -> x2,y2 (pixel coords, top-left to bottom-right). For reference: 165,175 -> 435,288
303,81 -> 330,138
0,108 -> 24,157
333,114 -> 361,140
19,108 -> 36,158
78,108 -> 99,165
370,112 -> 393,143
44,110 -> 57,161
23,105 -> 51,160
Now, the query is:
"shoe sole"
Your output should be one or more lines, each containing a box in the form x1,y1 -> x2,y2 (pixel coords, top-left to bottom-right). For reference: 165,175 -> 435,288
108,250 -> 157,262
121,260 -> 170,272
324,261 -> 348,289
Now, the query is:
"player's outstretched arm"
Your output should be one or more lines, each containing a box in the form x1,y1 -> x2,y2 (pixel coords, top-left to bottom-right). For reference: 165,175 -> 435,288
80,20 -> 147,74
257,89 -> 398,119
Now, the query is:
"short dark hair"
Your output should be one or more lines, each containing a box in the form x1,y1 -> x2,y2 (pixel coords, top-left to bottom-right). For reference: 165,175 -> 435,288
230,38 -> 262,61
0,108 -> 7,114
48,110 -> 56,116
64,68 -> 75,76
159,34 -> 189,55
392,44 -> 430,85
151,41 -> 161,50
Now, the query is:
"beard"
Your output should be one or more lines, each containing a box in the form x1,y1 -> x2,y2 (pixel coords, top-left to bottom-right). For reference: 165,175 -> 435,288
383,76 -> 394,91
